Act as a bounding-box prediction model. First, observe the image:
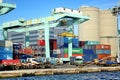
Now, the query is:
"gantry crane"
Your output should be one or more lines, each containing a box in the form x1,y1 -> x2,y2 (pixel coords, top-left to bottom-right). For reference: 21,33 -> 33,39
1,7 -> 89,61
0,0 -> 16,15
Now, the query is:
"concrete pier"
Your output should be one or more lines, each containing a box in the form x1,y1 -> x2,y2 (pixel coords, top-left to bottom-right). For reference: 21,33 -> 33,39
0,66 -> 120,78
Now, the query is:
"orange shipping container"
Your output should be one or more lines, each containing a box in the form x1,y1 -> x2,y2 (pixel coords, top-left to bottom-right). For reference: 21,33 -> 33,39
23,48 -> 33,54
95,44 -> 111,50
97,54 -> 111,60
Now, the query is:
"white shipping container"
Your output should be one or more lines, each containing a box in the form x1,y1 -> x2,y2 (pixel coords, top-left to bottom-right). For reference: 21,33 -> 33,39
5,41 -> 13,47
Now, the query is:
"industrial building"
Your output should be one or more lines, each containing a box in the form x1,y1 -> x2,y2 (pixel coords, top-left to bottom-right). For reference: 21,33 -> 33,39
79,6 -> 117,57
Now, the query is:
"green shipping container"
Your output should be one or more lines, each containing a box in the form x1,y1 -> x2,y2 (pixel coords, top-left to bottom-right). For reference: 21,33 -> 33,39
64,48 -> 83,54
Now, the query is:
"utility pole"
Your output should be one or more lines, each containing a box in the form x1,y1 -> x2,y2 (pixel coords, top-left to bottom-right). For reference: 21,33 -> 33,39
111,1 -> 120,62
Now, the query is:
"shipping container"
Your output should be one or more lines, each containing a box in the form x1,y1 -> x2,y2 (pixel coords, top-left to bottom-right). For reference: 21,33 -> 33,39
79,41 -> 100,48
83,49 -> 97,62
13,43 -> 23,49
95,44 -> 111,50
96,50 -> 111,54
64,37 -> 68,43
85,41 -> 100,45
0,46 -> 12,54
0,54 -> 13,60
63,53 -> 68,58
37,40 -> 45,46
64,48 -> 83,54
97,54 -> 111,60
0,40 -> 12,47
72,38 -> 79,44
5,41 -> 13,47
83,45 -> 96,50
79,41 -> 86,47
52,49 -> 61,54
72,54 -> 83,57
59,43 -> 79,48
50,39 -> 57,50
23,48 -> 33,54
0,59 -> 20,65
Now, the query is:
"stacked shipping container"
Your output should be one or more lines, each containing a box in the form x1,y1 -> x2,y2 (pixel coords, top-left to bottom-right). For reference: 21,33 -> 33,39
95,44 -> 111,59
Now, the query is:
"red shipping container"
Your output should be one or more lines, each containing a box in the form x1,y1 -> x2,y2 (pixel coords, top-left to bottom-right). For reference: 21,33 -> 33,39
37,40 -> 45,46
97,54 -> 111,60
64,54 -> 68,58
0,60 -> 20,66
95,44 -> 111,50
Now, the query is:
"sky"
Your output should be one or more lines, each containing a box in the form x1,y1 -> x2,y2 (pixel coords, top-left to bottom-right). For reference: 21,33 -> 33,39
0,0 -> 120,39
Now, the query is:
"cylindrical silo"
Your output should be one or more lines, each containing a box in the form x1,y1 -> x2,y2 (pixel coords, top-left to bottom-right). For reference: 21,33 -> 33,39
78,6 -> 100,41
100,10 -> 117,57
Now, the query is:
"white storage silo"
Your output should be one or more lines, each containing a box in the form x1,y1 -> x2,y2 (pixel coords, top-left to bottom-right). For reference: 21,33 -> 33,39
78,6 -> 100,41
100,10 -> 117,57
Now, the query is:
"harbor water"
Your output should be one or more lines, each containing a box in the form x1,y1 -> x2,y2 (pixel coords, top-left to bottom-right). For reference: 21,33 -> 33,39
1,71 -> 120,80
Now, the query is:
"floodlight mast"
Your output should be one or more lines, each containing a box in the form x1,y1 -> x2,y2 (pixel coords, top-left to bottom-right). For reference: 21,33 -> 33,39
111,1 -> 120,62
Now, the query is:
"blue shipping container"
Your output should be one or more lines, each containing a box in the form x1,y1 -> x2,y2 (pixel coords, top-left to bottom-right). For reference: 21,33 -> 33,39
96,50 -> 111,54
13,43 -> 22,49
72,38 -> 79,44
0,54 -> 13,60
64,37 -> 68,43
19,54 -> 32,59
83,49 -> 97,62
0,46 -> 12,54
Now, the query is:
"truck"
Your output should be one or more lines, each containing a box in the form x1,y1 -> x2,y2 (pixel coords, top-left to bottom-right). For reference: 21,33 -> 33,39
70,56 -> 84,67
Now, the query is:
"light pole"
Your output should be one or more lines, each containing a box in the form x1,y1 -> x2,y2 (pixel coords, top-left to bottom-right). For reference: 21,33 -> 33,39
111,2 -> 120,62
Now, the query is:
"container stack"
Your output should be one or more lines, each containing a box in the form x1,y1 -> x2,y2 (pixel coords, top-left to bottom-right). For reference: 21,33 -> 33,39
83,49 -> 97,62
79,41 -> 111,62
95,44 -> 111,60
50,39 -> 59,58
60,37 -> 79,48
0,40 -> 13,60
13,43 -> 23,59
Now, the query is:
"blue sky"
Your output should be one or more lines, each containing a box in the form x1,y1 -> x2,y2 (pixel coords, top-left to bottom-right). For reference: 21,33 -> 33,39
0,0 -> 119,23
0,0 -> 120,39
